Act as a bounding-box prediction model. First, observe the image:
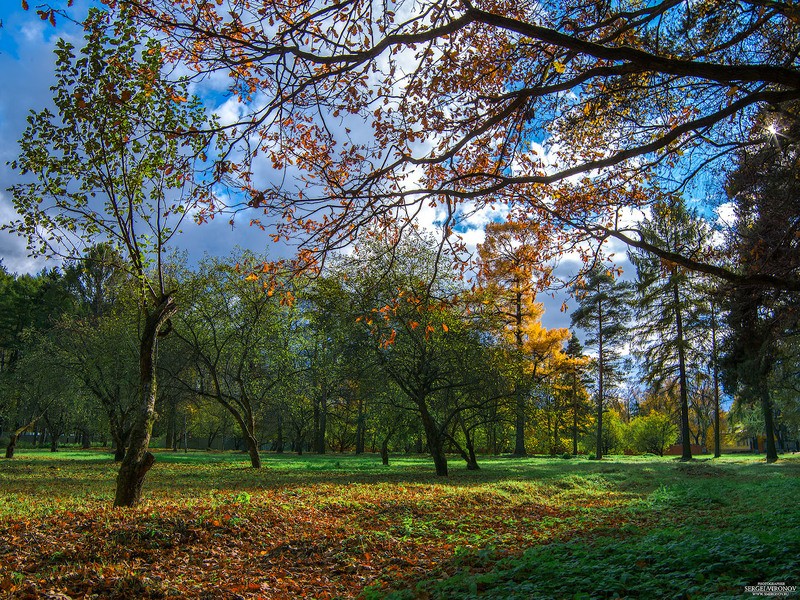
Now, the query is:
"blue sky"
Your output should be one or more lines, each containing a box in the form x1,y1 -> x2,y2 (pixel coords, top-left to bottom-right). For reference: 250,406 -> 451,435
0,2 -> 280,276
0,2 -> 600,332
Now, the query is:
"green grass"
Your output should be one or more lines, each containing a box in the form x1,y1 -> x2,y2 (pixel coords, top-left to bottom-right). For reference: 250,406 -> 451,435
1,449 -> 798,598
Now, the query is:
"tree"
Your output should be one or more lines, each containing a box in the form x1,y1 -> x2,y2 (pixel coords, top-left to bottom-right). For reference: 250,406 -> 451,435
53,247 -> 139,461
629,197 -> 711,461
299,275 -> 371,455
341,232 -> 500,475
7,9 -> 213,505
477,220 -> 553,455
571,267 -> 633,460
560,333 -> 593,455
722,113 -> 800,463
629,413 -> 678,456
173,253 -> 297,468
4,331 -> 81,457
120,0 -> 800,293
0,268 -> 75,458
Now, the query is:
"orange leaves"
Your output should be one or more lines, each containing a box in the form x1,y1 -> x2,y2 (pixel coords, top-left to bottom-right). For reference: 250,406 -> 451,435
0,455 -> 632,600
380,328 -> 397,348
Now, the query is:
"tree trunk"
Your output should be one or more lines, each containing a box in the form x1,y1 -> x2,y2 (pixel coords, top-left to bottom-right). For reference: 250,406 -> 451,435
459,415 -> 480,470
673,282 -> 692,462
596,300 -> 604,460
231,412 -> 261,468
275,413 -> 284,454
314,384 -> 327,454
114,295 -> 176,508
81,428 -> 91,449
5,433 -> 19,459
245,432 -> 262,468
711,301 -> 722,458
355,397 -> 366,455
5,416 -> 44,459
381,432 -> 392,466
759,366 -> 779,463
464,438 -> 479,470
110,426 -> 127,462
207,427 -> 220,450
419,403 -> 447,476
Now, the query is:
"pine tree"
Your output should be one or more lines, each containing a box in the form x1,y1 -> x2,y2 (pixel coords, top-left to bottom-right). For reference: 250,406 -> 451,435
629,197 -> 711,461
570,267 -> 633,460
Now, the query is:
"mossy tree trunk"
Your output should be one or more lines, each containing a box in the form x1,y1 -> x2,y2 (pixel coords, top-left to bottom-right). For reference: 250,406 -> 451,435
114,295 -> 176,508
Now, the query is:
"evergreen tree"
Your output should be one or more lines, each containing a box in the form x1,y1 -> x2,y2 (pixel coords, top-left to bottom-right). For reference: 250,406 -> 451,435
722,109 -> 800,463
570,267 -> 633,459
629,197 -> 711,460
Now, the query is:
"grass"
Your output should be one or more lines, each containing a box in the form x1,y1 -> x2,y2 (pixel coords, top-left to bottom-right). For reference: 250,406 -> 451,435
0,450 -> 798,598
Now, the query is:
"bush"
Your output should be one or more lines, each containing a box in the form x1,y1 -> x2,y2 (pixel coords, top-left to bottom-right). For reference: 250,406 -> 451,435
629,414 -> 678,456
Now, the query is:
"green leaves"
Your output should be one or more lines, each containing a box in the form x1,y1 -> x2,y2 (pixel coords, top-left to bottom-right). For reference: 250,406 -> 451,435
7,8 -> 214,303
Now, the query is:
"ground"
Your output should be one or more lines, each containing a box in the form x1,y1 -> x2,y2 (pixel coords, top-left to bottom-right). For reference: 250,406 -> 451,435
0,451 -> 798,599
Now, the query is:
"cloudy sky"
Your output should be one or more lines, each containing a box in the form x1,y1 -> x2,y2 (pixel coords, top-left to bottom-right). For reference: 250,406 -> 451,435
0,2 -> 634,332
0,2 -> 282,274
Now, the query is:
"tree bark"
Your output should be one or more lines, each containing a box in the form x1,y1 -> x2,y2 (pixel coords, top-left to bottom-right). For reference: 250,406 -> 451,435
114,295 -> 176,508
111,427 -> 127,462
245,432 -> 262,468
5,415 -> 45,459
5,432 -> 20,459
419,403 -> 447,476
230,411 -> 262,468
355,396 -> 366,455
759,363 -> 779,463
381,432 -> 392,466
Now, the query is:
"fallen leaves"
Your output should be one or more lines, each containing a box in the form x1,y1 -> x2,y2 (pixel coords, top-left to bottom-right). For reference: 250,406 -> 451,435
0,456 -> 634,599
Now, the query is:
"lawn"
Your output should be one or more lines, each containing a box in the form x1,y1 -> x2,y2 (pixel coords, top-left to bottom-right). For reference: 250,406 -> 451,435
0,450 -> 798,599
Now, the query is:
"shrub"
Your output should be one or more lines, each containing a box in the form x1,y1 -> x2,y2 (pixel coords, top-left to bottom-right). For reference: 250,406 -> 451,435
629,414 -> 678,456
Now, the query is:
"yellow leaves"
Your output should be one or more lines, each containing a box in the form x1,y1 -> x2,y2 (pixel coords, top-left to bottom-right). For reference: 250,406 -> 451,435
244,273 -> 258,282
552,61 -> 565,74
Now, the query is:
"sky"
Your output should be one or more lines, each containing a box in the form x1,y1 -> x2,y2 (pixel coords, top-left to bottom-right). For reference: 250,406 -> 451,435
0,2 -> 279,274
0,2 -> 635,333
